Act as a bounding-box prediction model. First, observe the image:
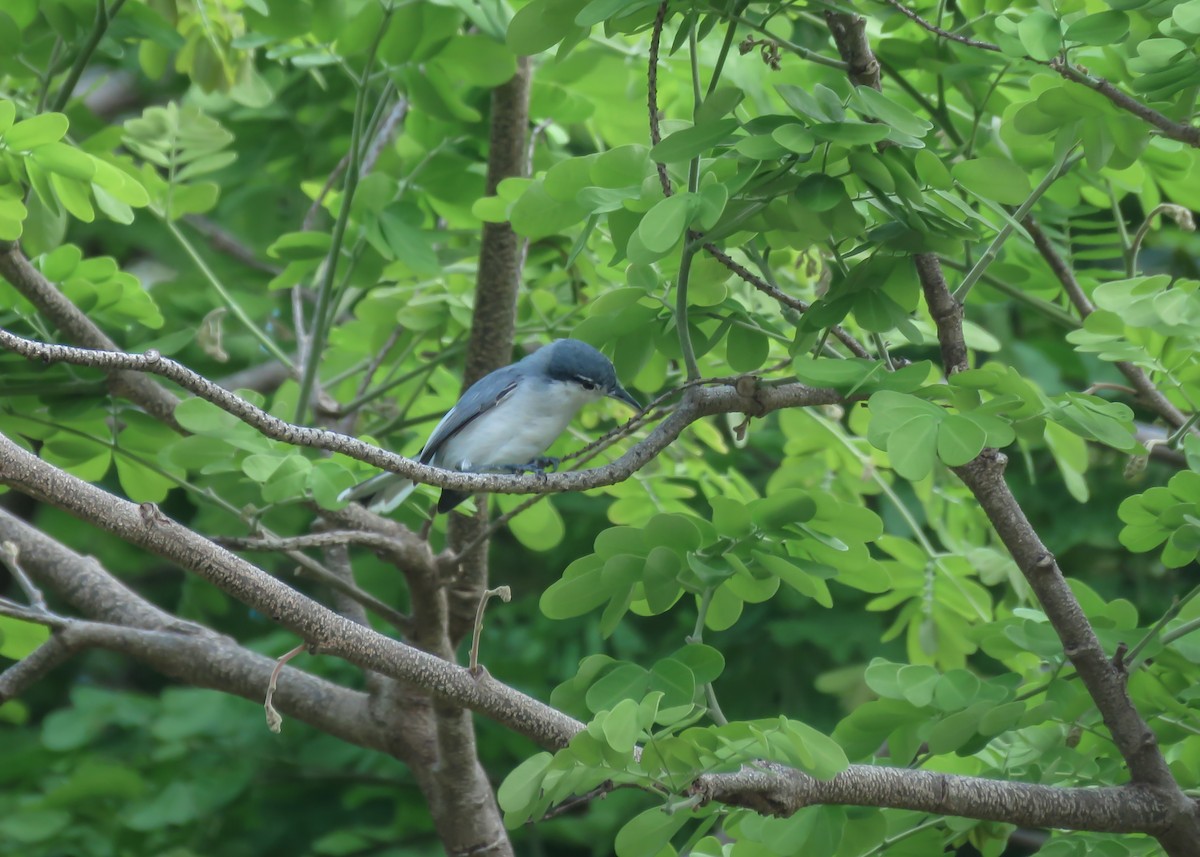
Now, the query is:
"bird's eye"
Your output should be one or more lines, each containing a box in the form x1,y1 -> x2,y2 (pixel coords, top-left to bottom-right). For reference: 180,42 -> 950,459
573,374 -> 599,391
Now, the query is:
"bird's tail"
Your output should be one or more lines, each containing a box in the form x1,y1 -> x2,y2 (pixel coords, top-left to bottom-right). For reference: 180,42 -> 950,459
337,473 -> 417,513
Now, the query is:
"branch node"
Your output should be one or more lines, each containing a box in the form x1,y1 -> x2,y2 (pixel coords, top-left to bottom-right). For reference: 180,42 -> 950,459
1112,641 -> 1129,674
139,502 -> 172,528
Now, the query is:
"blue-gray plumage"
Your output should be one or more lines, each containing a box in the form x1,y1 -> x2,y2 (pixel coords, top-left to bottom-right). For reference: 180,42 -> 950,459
338,339 -> 641,514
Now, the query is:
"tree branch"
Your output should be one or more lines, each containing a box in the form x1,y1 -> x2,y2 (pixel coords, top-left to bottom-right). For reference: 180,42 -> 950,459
0,508 -> 396,752
824,14 -> 1200,850
824,11 -> 881,90
0,242 -> 182,430
0,327 -> 842,497
877,0 -> 1200,150
702,244 -> 872,358
913,260 -> 1200,854
0,633 -> 78,701
1050,61 -> 1200,149
692,762 -> 1180,834
0,437 -> 1191,835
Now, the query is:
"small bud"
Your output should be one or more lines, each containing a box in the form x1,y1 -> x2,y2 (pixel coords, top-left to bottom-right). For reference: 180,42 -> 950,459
1160,204 -> 1195,232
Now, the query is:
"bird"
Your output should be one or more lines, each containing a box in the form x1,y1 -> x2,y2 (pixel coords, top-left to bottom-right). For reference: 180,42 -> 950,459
338,338 -> 642,515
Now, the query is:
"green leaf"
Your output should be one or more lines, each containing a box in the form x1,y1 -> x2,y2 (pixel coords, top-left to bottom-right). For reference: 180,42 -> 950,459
1016,9 -> 1062,61
0,100 -> 13,134
726,323 -> 768,372
541,557 -> 611,619
30,142 -> 96,182
853,87 -> 932,137
952,158 -> 1032,206
753,551 -> 833,607
936,414 -> 986,466
795,174 -> 848,212
511,181 -> 588,239
635,192 -> 697,254
497,752 -> 552,813
614,807 -> 690,857
433,35 -> 518,86
585,662 -> 649,711
0,809 -> 71,844
810,122 -> 890,145
650,118 -> 739,163
887,414 -> 940,481
710,495 -> 753,538
2,112 -> 69,149
671,643 -> 725,684
1064,10 -> 1129,44
601,698 -> 641,752
268,230 -> 332,260
502,495 -> 566,551
0,615 -> 51,659
49,173 -> 94,222
770,123 -> 815,154
778,718 -> 850,778
174,397 -> 241,435
507,0 -> 589,55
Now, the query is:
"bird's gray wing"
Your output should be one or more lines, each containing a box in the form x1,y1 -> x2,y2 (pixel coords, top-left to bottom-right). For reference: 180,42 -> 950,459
418,366 -> 522,465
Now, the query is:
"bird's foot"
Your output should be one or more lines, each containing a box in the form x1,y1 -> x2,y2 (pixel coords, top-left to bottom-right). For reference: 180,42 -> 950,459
502,456 -> 560,474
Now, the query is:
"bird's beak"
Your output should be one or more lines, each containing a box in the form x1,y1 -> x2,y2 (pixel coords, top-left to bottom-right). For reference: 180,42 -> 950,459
608,384 -> 642,412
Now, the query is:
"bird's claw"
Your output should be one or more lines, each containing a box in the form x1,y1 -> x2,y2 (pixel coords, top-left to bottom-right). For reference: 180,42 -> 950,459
502,456 -> 560,474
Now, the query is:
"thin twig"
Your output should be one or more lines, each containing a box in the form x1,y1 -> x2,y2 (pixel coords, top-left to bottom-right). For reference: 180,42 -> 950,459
702,244 -> 872,358
468,586 -> 510,674
296,11 -> 396,420
880,0 -> 1200,150
648,0 -> 673,197
51,0 -> 129,112
1050,61 -> 1200,149
217,530 -> 416,554
0,327 -> 843,497
953,149 -> 1083,301
1,541 -> 47,612
879,0 -> 1001,52
264,642 -> 307,733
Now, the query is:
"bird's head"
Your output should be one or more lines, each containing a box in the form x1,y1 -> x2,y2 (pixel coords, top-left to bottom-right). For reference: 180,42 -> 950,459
538,339 -> 642,411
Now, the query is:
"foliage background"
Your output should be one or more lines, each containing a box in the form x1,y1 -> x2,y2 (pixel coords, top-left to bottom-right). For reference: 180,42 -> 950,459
1,0 -> 1200,855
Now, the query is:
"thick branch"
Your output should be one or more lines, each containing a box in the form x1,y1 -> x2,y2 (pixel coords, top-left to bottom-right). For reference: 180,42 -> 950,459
0,242 -> 182,430
0,439 -> 1192,835
0,433 -> 585,749
693,762 -> 1178,834
0,508 -> 395,752
463,58 -> 531,389
0,633 -> 77,701
915,253 -> 968,374
824,11 -> 881,90
913,263 -> 1200,853
447,56 -> 534,662
0,328 -> 842,496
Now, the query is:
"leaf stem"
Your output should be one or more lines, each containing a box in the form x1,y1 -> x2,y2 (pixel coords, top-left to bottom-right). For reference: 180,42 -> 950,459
952,149 -> 1081,302
51,0 -> 128,113
295,6 -> 394,420
937,258 -> 1081,329
166,220 -> 294,367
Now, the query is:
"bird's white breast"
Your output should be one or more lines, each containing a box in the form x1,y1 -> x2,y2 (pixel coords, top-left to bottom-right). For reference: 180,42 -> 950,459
436,379 -> 600,470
